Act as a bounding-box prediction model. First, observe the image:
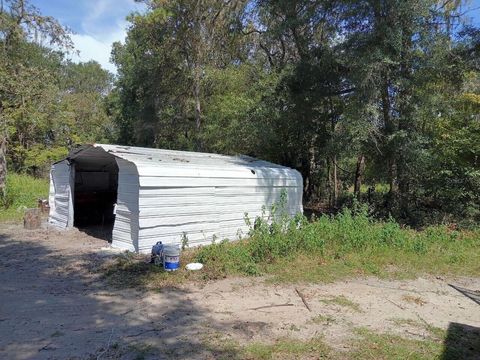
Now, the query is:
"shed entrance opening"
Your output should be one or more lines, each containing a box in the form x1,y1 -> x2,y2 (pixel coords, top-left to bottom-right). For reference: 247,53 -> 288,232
71,148 -> 118,241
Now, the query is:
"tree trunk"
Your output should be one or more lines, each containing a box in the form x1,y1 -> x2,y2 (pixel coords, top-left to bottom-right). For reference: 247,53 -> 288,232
193,65 -> 202,151
305,135 -> 317,201
326,157 -> 332,207
332,155 -> 338,206
380,75 -> 398,201
192,1 -> 203,151
353,154 -> 365,198
388,159 -> 398,195
0,135 -> 6,199
0,96 -> 6,199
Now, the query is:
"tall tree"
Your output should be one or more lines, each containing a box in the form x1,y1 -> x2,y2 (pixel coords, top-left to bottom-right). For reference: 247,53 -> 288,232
112,0 -> 247,150
0,0 -> 72,196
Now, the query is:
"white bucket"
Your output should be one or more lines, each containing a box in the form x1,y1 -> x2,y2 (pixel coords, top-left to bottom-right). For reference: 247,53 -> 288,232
163,245 -> 180,271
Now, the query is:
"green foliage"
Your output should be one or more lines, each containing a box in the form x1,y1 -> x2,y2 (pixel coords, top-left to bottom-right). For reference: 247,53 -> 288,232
1,0 -> 479,229
0,1 -> 114,182
0,172 -> 49,222
4,56 -> 115,175
195,197 -> 480,280
107,0 -> 480,227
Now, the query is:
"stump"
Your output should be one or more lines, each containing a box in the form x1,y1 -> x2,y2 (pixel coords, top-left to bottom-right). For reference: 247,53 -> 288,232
24,208 -> 41,230
38,198 -> 50,215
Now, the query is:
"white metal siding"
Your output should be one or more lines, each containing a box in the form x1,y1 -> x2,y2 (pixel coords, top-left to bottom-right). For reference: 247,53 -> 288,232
132,165 -> 303,253
48,160 -> 74,229
102,144 -> 304,253
49,144 -> 303,254
112,158 -> 139,252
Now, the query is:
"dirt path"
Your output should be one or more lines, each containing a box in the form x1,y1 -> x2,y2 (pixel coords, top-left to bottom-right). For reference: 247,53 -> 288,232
0,224 -> 479,359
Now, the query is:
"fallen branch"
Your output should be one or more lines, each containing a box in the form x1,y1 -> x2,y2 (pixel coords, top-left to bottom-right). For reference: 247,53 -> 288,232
295,288 -> 311,312
404,329 -> 428,339
248,303 -> 294,311
386,298 -> 406,310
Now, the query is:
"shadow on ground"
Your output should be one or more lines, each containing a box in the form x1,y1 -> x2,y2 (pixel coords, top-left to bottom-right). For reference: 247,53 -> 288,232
77,223 -> 114,242
444,284 -> 480,359
442,322 -> 480,360
0,229 -> 241,359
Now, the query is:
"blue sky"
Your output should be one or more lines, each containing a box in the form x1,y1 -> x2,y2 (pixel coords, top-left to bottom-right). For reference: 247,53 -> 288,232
31,0 -> 480,74
31,0 -> 145,73
462,0 -> 480,26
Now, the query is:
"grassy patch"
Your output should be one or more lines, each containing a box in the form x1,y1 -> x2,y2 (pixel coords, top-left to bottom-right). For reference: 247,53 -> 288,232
0,173 -> 49,222
390,318 -> 425,328
100,203 -> 480,290
243,337 -> 331,359
100,250 -> 206,289
203,325 -> 459,359
319,295 -> 362,312
193,207 -> 480,284
389,318 -> 445,340
350,327 -> 444,359
203,334 -> 333,359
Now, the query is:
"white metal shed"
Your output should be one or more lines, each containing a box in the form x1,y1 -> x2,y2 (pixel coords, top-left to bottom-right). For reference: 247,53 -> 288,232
49,144 -> 303,253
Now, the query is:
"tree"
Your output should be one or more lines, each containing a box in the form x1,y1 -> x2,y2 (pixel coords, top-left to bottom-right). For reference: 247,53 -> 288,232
0,0 -> 72,196
109,0 -> 479,226
112,0 -> 248,150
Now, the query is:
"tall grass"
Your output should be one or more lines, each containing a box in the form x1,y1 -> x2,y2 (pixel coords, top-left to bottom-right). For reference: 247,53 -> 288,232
102,191 -> 479,288
195,198 -> 480,281
0,173 -> 50,222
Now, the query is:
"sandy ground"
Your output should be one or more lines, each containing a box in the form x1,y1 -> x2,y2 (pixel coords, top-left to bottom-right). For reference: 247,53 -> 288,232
0,223 -> 479,359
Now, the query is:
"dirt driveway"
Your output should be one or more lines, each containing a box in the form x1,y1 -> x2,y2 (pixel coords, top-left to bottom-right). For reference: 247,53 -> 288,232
0,224 -> 479,359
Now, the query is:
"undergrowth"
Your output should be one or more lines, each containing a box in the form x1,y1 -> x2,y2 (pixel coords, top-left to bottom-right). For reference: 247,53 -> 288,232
102,191 -> 480,288
0,173 -> 49,222
194,195 -> 480,282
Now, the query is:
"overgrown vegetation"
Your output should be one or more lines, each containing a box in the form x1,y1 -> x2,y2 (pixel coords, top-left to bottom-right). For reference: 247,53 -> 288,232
101,199 -> 480,289
193,204 -> 480,282
109,0 -> 480,227
0,0 -> 113,202
0,173 -> 49,222
1,0 -> 479,227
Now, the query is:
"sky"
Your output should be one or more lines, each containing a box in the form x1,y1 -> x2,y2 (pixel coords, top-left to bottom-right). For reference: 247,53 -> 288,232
31,0 -> 480,74
31,0 -> 146,73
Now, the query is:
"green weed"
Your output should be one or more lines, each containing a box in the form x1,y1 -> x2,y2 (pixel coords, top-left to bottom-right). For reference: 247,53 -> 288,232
319,295 -> 362,312
102,192 -> 480,289
194,201 -> 480,282
0,173 -> 49,222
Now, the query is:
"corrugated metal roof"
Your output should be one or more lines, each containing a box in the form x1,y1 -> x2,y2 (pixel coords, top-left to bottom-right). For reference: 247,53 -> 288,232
93,143 -> 285,169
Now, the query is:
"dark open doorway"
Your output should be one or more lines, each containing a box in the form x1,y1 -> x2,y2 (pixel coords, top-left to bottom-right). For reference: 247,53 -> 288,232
71,148 -> 118,241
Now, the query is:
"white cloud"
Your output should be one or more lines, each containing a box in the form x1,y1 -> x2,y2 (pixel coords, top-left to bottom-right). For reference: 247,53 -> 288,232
67,0 -> 144,73
69,33 -> 122,74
